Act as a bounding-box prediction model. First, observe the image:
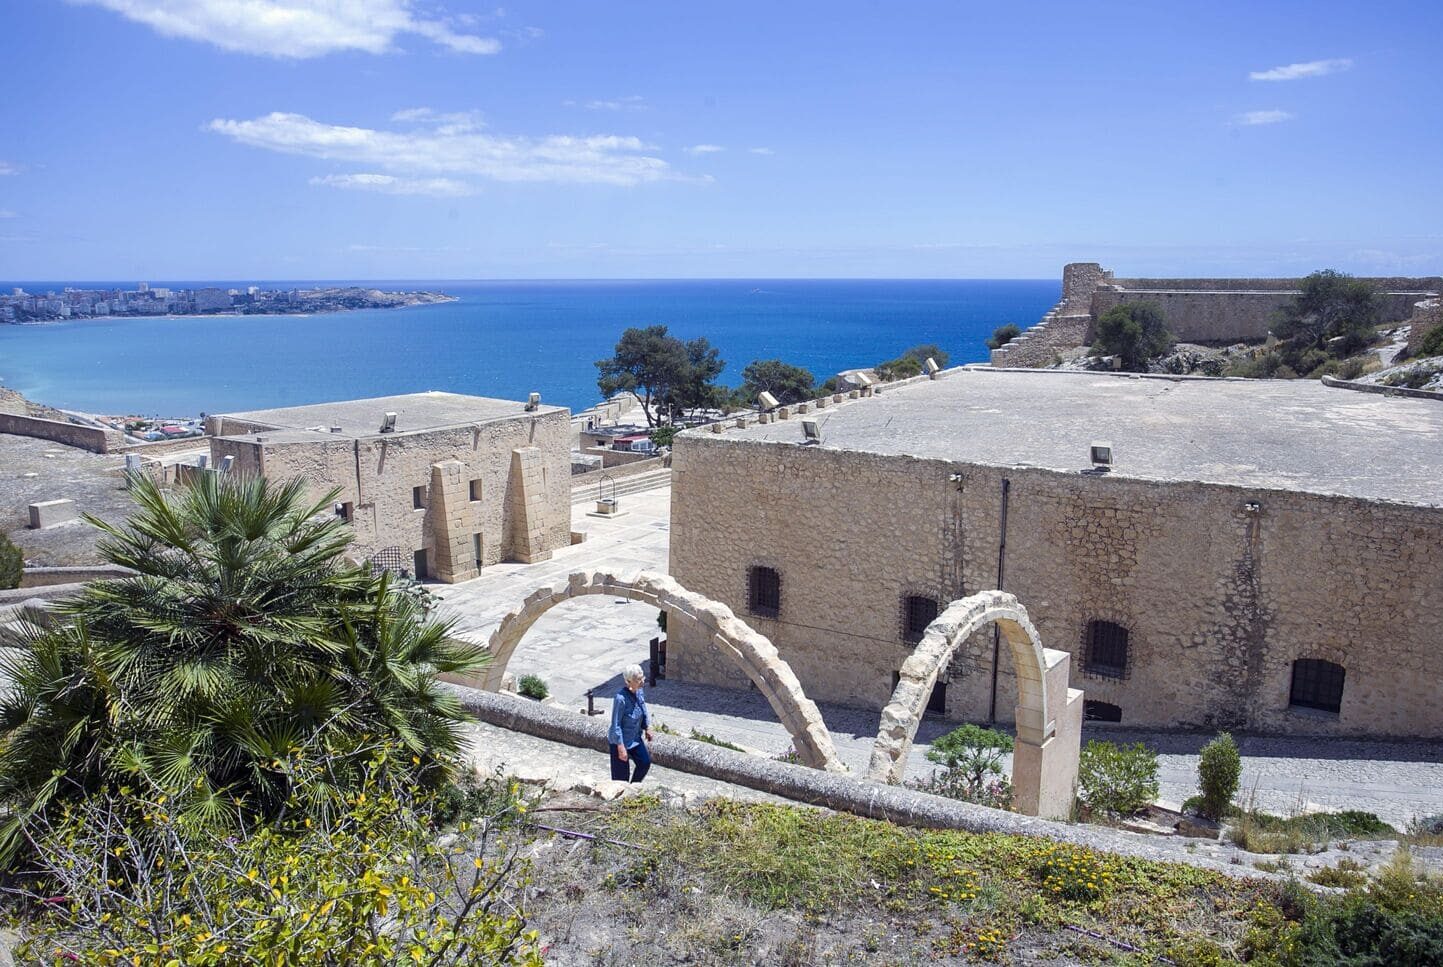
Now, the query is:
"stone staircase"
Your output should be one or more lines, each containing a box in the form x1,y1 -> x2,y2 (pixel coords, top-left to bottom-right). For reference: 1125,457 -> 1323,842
570,467 -> 671,504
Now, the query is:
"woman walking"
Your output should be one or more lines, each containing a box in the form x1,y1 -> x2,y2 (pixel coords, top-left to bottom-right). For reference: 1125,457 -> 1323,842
608,663 -> 654,783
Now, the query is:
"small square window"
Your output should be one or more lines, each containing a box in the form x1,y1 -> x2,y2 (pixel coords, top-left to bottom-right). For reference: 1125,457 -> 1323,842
469,478 -> 483,501
1289,659 -> 1345,714
901,595 -> 940,644
412,485 -> 426,510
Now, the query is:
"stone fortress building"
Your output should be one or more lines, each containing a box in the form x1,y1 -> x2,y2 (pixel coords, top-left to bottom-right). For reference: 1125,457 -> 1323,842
990,263 -> 1442,368
207,392 -> 571,582
666,368 -> 1443,739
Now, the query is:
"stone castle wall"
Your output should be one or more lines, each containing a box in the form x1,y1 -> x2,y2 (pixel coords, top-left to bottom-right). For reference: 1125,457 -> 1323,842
992,264 -> 1442,365
0,413 -> 124,453
210,410 -> 571,578
1406,299 -> 1441,356
668,435 -> 1443,738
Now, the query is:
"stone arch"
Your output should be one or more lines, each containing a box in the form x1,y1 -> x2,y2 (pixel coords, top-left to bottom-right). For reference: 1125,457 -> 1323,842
867,590 -> 1084,819
472,570 -> 847,773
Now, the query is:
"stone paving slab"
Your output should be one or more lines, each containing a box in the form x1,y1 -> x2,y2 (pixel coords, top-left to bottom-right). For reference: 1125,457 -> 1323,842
434,484 -> 1443,830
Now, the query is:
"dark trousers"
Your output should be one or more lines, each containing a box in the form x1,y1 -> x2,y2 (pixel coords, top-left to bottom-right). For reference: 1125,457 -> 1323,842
609,741 -> 651,783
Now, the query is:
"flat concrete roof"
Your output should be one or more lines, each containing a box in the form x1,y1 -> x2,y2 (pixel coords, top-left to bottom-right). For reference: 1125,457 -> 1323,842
218,391 -> 567,440
710,369 -> 1443,507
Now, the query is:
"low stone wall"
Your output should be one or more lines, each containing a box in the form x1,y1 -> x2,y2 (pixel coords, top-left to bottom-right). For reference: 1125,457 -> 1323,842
450,686 -> 1270,879
118,436 -> 211,457
19,565 -> 133,588
0,413 -> 124,453
1321,375 -> 1443,402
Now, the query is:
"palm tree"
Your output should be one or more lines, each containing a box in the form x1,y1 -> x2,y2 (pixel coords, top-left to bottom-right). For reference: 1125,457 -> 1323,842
0,472 -> 486,861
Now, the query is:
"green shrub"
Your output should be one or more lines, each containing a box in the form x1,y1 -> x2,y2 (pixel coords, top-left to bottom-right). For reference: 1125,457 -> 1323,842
0,473 -> 486,865
1197,732 -> 1241,820
1090,302 -> 1175,371
1077,740 -> 1159,816
689,728 -> 745,752
0,532 -> 21,590
1421,322 -> 1443,358
986,324 -> 1021,350
517,674 -> 549,700
1384,367 -> 1435,389
1307,857 -> 1369,889
916,724 -> 1013,807
10,753 -> 543,966
1032,843 -> 1114,901
1337,356 -> 1367,380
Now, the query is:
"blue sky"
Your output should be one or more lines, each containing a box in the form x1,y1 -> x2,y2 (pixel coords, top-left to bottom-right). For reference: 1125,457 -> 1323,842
2,0 -> 1440,280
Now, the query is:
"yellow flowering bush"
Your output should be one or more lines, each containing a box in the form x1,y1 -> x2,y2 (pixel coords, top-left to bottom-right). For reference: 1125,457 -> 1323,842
1031,844 -> 1114,902
8,752 -> 543,966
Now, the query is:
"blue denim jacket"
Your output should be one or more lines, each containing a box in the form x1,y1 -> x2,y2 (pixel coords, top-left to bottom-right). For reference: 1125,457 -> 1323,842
608,687 -> 649,748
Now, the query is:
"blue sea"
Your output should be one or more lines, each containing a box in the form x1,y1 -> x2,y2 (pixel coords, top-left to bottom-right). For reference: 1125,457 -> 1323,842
0,280 -> 1057,417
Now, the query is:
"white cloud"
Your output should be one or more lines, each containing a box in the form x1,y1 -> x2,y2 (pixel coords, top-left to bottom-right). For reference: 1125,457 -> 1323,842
1235,110 -> 1295,126
390,107 -> 484,134
1249,58 -> 1352,81
209,111 -> 686,186
70,0 -> 501,58
0,162 -> 17,175
310,173 -> 475,196
748,147 -> 774,156
685,144 -> 724,155
573,95 -> 646,112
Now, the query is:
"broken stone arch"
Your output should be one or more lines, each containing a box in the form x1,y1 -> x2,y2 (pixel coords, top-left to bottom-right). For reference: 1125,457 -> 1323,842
867,590 -> 1084,819
471,570 -> 847,773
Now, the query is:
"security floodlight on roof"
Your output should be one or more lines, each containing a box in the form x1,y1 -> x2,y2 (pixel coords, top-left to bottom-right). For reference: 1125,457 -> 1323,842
380,412 -> 397,434
800,417 -> 823,445
924,356 -> 940,376
525,392 -> 541,412
1090,441 -> 1113,471
757,390 -> 780,410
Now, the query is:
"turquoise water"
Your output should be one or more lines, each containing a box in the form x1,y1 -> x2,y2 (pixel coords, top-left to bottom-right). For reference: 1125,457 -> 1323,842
0,279 -> 1057,416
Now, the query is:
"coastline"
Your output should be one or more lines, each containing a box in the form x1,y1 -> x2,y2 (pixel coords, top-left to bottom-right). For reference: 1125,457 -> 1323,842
1,293 -> 459,327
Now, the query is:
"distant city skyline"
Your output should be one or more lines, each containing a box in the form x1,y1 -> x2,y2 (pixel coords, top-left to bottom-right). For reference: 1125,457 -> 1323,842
2,1 -> 1441,279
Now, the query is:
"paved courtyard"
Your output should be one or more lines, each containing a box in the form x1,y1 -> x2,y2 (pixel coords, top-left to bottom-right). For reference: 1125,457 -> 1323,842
433,481 -> 1443,829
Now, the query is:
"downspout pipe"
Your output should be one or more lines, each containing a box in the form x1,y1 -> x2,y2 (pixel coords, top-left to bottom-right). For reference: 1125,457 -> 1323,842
988,477 -> 1011,723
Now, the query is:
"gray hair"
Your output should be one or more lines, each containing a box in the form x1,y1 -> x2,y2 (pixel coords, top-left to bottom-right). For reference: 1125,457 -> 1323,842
622,663 -> 645,684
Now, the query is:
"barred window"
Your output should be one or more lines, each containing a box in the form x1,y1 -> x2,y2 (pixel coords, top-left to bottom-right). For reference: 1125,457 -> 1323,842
1082,620 -> 1129,680
901,595 -> 940,644
1084,700 -> 1123,723
1289,659 -> 1345,714
747,566 -> 781,619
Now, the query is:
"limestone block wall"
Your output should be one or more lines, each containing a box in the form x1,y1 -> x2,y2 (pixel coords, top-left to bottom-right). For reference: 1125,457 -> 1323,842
1406,299 -> 1441,356
0,413 -> 123,453
668,435 -> 1443,739
209,410 -> 571,580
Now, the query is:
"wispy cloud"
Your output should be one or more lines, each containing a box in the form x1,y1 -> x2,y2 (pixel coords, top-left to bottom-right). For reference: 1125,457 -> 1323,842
208,111 -> 690,186
0,162 -> 18,176
1249,58 -> 1352,81
1235,110 -> 1295,126
0,210 -> 16,219
310,173 -> 475,197
685,144 -> 724,155
390,107 -> 484,134
748,147 -> 775,156
70,0 -> 501,58
563,95 -> 647,112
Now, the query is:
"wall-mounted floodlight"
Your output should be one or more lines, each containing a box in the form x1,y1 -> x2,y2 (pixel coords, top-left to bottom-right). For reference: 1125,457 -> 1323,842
380,412 -> 397,434
924,357 -> 940,376
1090,441 -> 1113,471
800,417 -> 823,445
525,392 -> 541,411
218,455 -> 235,473
757,390 -> 780,410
